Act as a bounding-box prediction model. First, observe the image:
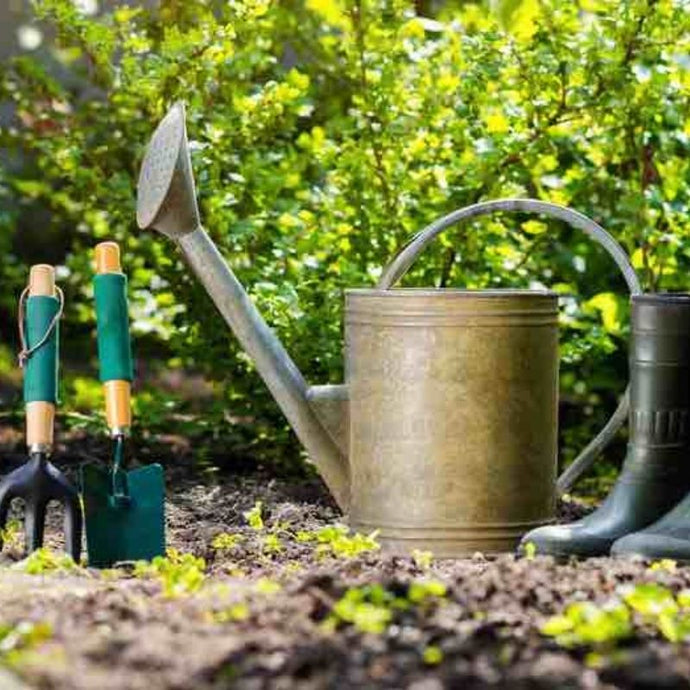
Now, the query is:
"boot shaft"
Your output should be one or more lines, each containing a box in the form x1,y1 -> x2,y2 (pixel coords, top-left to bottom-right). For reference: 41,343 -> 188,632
631,294 -> 690,448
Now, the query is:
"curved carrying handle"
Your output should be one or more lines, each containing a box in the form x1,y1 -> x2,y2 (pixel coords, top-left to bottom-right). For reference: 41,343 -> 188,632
377,198 -> 643,494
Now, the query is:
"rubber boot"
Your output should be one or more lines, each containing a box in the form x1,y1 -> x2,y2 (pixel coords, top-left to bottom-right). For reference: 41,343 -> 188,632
520,294 -> 690,558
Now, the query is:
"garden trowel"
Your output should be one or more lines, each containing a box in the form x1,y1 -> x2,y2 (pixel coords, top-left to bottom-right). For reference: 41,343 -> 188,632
81,242 -> 165,568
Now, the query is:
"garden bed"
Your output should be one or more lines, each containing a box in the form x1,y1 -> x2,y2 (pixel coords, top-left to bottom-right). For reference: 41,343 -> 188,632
0,436 -> 688,689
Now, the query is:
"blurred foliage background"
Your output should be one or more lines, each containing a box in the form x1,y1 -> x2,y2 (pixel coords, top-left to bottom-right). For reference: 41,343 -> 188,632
1,0 -> 690,488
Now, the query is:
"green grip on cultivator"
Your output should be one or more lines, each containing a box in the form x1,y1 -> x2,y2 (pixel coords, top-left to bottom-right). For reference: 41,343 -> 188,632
94,273 -> 133,383
23,295 -> 60,404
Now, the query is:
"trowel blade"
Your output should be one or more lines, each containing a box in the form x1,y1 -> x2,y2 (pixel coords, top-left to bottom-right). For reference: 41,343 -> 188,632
81,463 -> 165,568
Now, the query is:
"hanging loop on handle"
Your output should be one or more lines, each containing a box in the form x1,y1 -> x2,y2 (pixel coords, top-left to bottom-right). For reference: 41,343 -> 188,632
376,198 -> 643,494
17,286 -> 65,368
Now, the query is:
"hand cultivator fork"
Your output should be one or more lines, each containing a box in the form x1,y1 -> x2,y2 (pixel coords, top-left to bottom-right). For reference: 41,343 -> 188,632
0,265 -> 82,561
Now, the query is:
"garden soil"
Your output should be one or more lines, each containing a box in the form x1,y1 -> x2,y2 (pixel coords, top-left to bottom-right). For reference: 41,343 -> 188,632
0,428 -> 689,689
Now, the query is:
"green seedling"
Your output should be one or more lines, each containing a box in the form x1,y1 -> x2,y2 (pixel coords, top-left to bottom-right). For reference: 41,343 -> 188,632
217,511 -> 379,566
422,645 -> 443,665
254,578 -> 281,595
325,579 -> 447,635
0,519 -> 23,554
408,579 -> 447,603
523,541 -> 537,560
621,583 -> 690,643
16,547 -> 78,575
543,582 -> 690,650
306,524 -> 379,559
622,583 -> 678,617
134,548 -> 205,597
261,533 -> 283,554
541,601 -> 632,649
211,533 -> 243,552
326,586 -> 398,634
210,602 -> 250,624
412,549 -> 433,569
244,501 -> 264,530
650,559 -> 677,573
0,621 -> 53,669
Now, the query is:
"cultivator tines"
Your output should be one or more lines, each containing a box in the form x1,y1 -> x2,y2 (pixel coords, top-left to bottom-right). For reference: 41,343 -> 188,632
0,452 -> 81,560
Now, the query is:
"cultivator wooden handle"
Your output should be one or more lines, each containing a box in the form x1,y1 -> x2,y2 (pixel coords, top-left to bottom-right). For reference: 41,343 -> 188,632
94,242 -> 133,434
24,265 -> 59,452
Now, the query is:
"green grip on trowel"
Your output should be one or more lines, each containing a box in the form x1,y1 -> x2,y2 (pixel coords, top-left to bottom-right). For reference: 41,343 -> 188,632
23,296 -> 59,404
94,273 -> 133,383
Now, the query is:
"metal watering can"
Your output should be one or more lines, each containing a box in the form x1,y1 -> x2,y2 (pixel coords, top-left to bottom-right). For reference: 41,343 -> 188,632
136,103 -> 641,556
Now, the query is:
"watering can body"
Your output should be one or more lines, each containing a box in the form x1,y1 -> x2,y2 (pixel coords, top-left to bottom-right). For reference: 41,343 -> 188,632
136,103 -> 642,557
341,289 -> 558,554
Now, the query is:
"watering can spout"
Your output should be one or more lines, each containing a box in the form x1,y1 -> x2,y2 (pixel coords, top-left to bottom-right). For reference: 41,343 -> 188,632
135,102 -> 350,510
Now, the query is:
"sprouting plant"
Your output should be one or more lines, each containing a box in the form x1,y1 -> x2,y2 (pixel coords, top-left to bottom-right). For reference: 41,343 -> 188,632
312,524 -> 380,559
663,590 -> 690,642
293,524 -> 379,559
0,621 -> 53,667
412,549 -> 433,570
543,583 -> 690,649
541,601 -> 632,649
422,645 -> 443,665
325,585 -> 401,634
210,602 -> 251,624
325,579 -> 447,635
622,583 -> 678,617
212,533 -> 244,552
0,519 -> 22,552
407,579 -> 447,604
295,531 -> 314,543
18,548 -> 78,575
253,578 -> 282,595
244,501 -> 264,530
134,548 -> 206,597
261,533 -> 283,555
621,583 -> 690,643
650,559 -> 677,573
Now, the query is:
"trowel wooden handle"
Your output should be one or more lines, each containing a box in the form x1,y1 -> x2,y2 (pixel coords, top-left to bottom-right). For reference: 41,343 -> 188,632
103,379 -> 131,433
25,265 -> 57,450
94,242 -> 133,434
95,241 -> 122,274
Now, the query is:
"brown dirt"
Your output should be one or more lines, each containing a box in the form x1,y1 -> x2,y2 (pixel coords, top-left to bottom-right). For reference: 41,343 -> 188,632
0,438 -> 688,689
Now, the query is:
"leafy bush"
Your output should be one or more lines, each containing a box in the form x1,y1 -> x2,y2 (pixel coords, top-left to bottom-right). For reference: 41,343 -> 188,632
3,0 -> 690,471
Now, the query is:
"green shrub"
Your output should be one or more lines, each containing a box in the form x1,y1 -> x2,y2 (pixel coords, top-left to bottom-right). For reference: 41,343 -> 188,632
3,0 -> 690,470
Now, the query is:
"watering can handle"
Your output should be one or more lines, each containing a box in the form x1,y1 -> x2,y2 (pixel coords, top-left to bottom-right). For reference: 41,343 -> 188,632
377,198 -> 642,494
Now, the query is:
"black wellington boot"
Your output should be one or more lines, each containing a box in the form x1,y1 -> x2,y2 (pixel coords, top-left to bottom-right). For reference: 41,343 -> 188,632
520,294 -> 690,558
